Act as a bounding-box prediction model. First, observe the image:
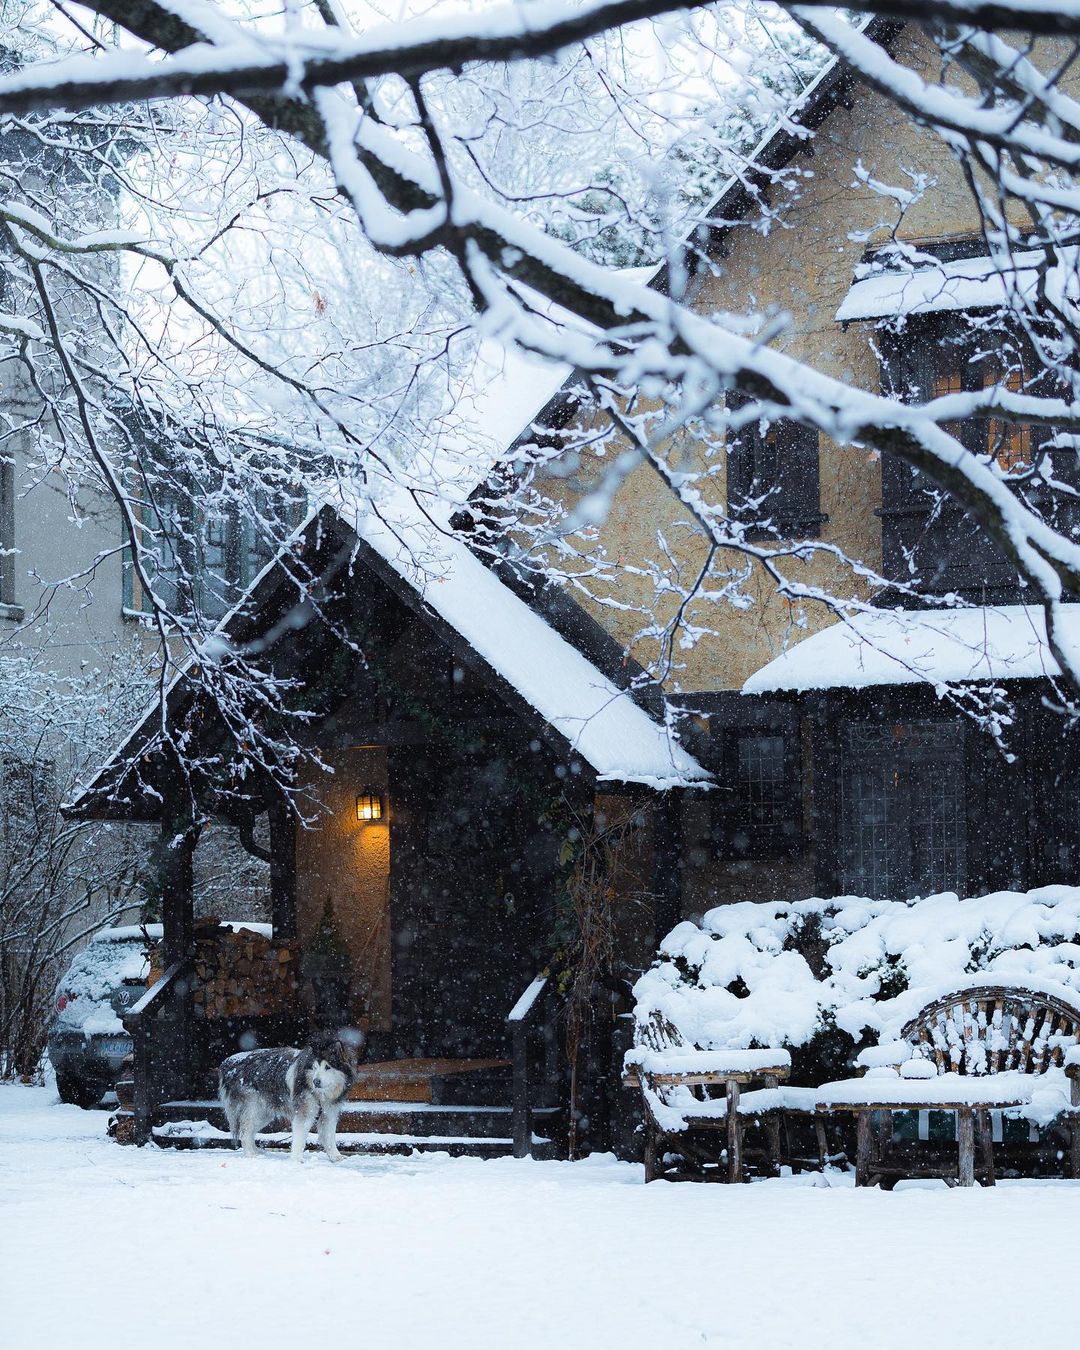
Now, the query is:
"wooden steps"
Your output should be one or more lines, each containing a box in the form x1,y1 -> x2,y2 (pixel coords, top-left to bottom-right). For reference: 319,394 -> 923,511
112,1055 -> 562,1157
349,1058 -> 510,1105
151,1119 -> 560,1159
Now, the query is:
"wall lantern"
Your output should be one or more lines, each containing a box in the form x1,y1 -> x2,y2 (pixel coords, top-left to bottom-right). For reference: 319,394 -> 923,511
356,788 -> 383,823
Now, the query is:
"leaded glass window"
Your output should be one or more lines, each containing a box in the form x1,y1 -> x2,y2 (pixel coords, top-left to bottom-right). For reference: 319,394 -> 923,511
840,721 -> 966,900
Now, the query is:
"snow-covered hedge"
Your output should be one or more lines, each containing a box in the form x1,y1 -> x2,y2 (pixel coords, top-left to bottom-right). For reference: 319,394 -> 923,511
633,887 -> 1080,1081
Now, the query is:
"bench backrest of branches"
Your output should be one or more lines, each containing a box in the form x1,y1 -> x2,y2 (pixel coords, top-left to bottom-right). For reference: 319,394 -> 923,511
899,985 -> 1080,1076
636,1009 -> 685,1059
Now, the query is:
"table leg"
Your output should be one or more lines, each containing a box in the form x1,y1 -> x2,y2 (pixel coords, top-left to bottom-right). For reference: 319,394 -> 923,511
976,1109 -> 995,1186
855,1111 -> 873,1186
763,1074 -> 782,1172
958,1107 -> 975,1186
814,1118 -> 828,1168
726,1079 -> 742,1183
643,1119 -> 657,1184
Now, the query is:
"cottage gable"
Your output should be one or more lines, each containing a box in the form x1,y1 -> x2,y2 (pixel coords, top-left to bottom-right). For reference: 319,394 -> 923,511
528,24 -> 1073,696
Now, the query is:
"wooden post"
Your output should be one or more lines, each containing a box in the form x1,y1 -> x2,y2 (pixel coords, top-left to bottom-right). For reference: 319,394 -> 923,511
511,1017 -> 530,1159
855,1110 -> 873,1186
976,1109 -> 995,1185
1071,1075 -> 1080,1180
958,1107 -> 976,1186
651,792 -> 682,944
268,795 -> 298,939
726,1078 -> 742,1183
131,1016 -> 151,1146
158,760 -> 199,1103
161,772 -> 197,972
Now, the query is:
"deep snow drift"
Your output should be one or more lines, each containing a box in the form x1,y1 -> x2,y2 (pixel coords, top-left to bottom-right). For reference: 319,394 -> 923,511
3,1083 -> 1080,1349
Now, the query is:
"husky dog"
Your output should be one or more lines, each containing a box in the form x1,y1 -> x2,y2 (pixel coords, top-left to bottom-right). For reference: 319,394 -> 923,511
218,1030 -> 362,1161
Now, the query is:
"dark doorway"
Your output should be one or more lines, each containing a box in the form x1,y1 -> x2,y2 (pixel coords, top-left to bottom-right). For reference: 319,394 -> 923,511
839,721 -> 967,899
388,743 -> 558,1058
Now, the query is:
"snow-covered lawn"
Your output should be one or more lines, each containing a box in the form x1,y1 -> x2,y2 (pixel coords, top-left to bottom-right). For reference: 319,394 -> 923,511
4,1083 -> 1080,1350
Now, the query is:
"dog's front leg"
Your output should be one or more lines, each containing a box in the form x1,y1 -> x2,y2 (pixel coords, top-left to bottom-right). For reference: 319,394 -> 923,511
317,1103 -> 344,1162
290,1100 -> 319,1162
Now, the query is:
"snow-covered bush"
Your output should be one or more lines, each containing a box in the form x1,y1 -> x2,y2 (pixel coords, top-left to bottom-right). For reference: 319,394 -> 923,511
634,887 -> 1080,1083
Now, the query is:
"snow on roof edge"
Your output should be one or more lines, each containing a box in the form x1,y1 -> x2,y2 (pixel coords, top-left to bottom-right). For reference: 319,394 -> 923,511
836,250 -> 1045,323
742,605 -> 1073,695
331,483 -> 710,788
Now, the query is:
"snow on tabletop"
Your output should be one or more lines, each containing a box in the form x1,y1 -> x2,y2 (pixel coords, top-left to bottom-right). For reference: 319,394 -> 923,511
812,1069 -> 1048,1109
328,481 -> 710,788
742,605 -> 1075,694
835,249 -> 1046,322
625,1047 -> 791,1076
633,884 -> 1080,1060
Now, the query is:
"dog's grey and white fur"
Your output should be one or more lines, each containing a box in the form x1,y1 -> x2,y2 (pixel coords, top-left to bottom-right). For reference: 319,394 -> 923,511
218,1031 -> 362,1161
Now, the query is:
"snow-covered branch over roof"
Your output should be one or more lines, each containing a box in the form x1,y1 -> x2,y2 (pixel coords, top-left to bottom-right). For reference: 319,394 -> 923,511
742,605 -> 1077,694
836,250 -> 1048,323
330,480 -> 709,789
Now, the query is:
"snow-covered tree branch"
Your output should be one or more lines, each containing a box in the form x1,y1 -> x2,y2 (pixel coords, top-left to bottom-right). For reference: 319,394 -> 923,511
0,0 -> 1079,782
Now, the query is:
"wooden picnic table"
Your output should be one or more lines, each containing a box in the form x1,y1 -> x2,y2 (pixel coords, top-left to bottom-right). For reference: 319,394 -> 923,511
816,1092 -> 1028,1187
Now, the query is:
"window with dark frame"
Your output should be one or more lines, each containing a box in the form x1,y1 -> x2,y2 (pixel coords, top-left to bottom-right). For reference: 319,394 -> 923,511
710,721 -> 803,862
726,395 -> 824,538
124,486 -> 297,623
878,306 -> 1075,599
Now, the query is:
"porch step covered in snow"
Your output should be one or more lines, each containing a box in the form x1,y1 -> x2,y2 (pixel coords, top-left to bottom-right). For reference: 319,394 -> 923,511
143,1098 -> 560,1157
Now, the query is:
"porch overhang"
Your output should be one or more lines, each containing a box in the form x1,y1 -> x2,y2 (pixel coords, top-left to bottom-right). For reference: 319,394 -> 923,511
741,605 -> 1077,695
65,494 -> 709,825
835,250 -> 1045,324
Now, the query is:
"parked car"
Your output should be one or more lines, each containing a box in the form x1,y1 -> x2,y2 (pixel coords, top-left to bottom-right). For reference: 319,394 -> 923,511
48,925 -> 161,1108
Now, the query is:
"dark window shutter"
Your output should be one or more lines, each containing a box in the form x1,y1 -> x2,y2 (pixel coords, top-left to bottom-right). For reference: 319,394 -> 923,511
772,420 -> 821,529
726,395 -> 822,537
726,410 -> 756,508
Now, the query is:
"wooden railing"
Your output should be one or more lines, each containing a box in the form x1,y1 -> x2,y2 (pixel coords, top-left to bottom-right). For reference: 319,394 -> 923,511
506,973 -> 555,1159
123,957 -> 194,1145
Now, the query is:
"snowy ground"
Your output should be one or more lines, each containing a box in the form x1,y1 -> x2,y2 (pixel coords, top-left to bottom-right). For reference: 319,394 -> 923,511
4,1084 -> 1080,1350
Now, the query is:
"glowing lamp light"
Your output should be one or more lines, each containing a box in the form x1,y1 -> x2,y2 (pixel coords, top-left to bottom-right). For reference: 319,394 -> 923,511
356,789 -> 383,823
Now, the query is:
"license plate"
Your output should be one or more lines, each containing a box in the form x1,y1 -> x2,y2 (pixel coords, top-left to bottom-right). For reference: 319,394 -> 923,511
97,1038 -> 131,1058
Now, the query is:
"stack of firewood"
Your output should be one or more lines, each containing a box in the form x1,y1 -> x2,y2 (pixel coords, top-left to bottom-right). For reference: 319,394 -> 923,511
149,918 -> 301,1019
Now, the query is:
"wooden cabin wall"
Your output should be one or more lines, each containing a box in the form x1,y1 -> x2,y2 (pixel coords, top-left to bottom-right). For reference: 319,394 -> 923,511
386,736 -> 566,1059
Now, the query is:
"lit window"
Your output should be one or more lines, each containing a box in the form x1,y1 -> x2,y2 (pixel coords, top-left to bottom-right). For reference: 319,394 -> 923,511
986,366 -> 1031,475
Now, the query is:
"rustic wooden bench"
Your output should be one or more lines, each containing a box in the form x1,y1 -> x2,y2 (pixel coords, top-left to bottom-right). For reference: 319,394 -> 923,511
624,1011 -> 796,1183
815,984 -> 1080,1187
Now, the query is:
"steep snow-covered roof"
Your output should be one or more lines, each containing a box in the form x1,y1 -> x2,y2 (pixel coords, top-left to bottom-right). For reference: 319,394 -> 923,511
330,481 -> 709,788
742,605 -> 1078,694
836,250 -> 1046,323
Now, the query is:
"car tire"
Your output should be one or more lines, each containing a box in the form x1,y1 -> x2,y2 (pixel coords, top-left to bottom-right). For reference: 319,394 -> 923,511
55,1072 -> 106,1109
